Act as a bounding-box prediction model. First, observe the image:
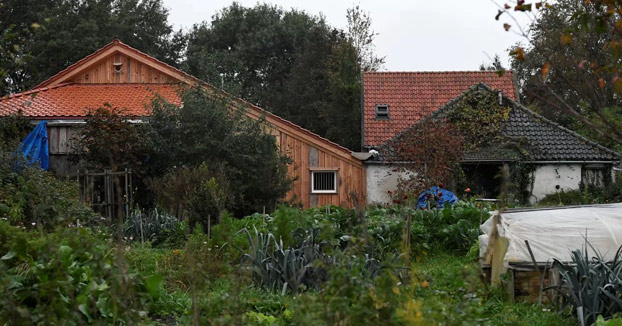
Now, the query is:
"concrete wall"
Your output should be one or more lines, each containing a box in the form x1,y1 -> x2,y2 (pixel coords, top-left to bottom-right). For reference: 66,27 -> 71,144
529,164 -> 582,204
366,162 -> 615,206
366,164 -> 412,205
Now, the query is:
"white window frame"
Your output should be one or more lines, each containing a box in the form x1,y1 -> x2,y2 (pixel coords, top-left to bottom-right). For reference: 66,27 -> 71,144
310,169 -> 338,194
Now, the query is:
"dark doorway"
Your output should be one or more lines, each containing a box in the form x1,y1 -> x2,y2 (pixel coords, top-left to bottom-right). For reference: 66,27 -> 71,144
462,163 -> 503,199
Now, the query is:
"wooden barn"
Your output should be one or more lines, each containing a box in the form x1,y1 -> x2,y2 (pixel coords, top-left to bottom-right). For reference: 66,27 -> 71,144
0,40 -> 366,208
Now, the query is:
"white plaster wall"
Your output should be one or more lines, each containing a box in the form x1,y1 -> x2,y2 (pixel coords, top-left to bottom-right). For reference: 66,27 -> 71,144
529,164 -> 582,204
366,165 -> 412,205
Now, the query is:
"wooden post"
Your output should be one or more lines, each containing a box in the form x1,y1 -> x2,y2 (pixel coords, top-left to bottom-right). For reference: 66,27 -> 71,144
106,169 -> 113,221
128,169 -> 133,212
124,168 -> 129,220
501,163 -> 511,205
405,210 -> 412,252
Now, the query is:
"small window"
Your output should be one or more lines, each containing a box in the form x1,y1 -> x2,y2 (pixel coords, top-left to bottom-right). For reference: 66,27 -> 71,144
375,104 -> 389,119
311,170 -> 337,194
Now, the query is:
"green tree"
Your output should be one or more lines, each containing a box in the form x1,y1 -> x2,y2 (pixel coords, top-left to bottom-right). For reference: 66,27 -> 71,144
73,107 -> 151,221
184,3 -> 368,150
0,0 -> 186,95
146,87 -> 293,217
73,106 -> 149,174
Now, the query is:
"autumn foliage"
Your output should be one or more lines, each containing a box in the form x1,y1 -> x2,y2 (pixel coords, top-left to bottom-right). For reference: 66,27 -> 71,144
496,0 -> 622,147
387,120 -> 464,194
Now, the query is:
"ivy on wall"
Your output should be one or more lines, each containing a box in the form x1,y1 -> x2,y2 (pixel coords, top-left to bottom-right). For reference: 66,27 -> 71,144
388,89 -> 535,204
447,90 -> 512,151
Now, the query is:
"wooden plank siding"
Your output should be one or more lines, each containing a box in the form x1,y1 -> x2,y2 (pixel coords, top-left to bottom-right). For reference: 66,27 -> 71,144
271,128 -> 366,208
48,126 -> 76,154
71,52 -> 174,85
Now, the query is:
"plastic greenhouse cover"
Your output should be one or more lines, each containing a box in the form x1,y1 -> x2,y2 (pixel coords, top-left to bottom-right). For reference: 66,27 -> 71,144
481,203 -> 622,265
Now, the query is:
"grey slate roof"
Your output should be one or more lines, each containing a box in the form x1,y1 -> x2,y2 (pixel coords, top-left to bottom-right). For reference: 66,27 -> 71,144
371,83 -> 620,163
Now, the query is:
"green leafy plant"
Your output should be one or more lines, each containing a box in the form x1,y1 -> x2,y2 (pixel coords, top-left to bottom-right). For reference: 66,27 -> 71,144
0,166 -> 97,230
540,176 -> 622,206
596,315 -> 622,326
550,245 -> 622,326
0,221 -> 152,325
123,207 -> 187,247
239,227 -> 327,294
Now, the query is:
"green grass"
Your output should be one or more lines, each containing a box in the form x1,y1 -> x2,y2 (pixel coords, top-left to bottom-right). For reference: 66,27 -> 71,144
410,253 -> 569,326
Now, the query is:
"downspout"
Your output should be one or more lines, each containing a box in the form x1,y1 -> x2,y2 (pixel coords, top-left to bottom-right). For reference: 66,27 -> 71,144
360,71 -> 365,152
511,70 -> 521,104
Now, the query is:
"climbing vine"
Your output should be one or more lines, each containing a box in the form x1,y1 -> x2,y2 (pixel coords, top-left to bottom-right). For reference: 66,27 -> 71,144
447,90 -> 512,151
387,88 -> 535,204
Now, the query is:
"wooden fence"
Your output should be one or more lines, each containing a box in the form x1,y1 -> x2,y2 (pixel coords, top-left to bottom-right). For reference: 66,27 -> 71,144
76,169 -> 133,221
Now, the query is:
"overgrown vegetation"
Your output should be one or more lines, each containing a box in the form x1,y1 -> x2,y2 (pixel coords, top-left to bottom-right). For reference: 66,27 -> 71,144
386,89 -> 535,203
0,163 -> 572,325
0,114 -> 579,325
73,88 -> 293,223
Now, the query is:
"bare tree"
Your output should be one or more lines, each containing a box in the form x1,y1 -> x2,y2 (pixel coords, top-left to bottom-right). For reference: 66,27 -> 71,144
346,5 -> 385,72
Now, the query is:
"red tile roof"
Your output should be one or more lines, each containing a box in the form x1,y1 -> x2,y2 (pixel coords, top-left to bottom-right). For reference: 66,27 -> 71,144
363,71 -> 517,147
0,39 -> 357,158
0,83 -> 182,119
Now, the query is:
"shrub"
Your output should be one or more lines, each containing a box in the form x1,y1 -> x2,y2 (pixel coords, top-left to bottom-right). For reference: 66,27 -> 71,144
540,175 -> 622,206
366,201 -> 485,257
0,166 -> 97,230
0,221 -> 153,324
291,258 -> 407,326
73,106 -> 149,174
146,87 -> 293,217
149,163 -> 230,233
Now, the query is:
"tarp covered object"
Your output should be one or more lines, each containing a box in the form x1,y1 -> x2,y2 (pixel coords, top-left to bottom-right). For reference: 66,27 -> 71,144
416,186 -> 458,209
480,203 -> 622,267
18,121 -> 49,170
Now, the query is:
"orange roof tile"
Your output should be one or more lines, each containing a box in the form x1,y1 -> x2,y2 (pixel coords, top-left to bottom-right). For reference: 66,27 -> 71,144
363,71 -> 517,147
0,83 -> 181,119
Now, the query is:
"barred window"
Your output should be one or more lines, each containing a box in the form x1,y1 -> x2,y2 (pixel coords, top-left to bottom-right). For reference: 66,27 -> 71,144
311,171 -> 337,193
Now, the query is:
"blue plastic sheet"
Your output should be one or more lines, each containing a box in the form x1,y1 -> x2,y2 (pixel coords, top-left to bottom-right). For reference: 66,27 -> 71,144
18,121 -> 49,170
416,186 -> 458,209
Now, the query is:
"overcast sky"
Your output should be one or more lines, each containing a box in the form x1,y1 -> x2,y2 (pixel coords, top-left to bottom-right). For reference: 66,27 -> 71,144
161,0 -> 532,71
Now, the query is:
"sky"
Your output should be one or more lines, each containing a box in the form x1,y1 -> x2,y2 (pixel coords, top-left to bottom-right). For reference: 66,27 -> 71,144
161,0 -> 532,71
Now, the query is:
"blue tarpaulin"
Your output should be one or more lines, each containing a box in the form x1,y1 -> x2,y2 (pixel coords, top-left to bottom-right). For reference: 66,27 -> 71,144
416,186 -> 458,209
18,121 -> 49,170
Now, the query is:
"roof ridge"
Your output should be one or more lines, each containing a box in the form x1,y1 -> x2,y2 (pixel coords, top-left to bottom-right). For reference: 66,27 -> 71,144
34,39 -> 204,89
364,70 -> 513,75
